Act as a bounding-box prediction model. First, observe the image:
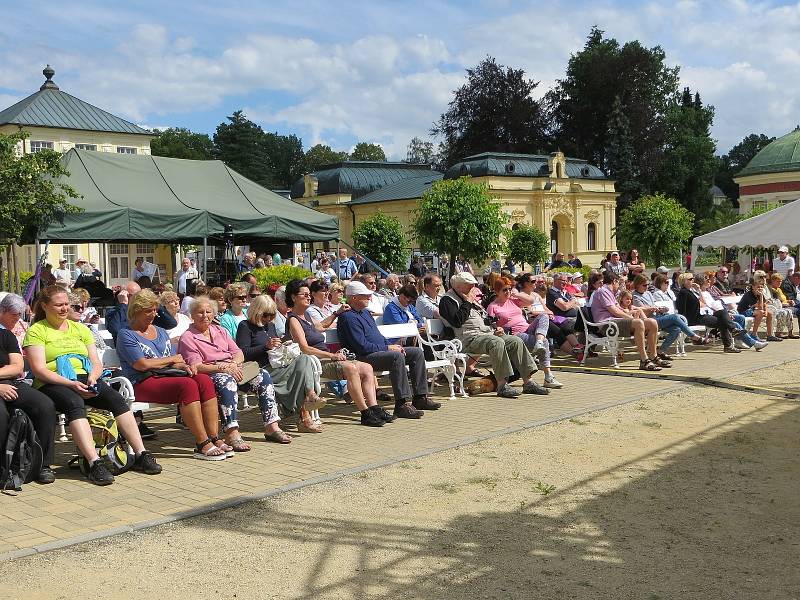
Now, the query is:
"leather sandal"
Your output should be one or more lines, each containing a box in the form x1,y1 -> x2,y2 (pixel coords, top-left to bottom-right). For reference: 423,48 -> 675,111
210,436 -> 235,458
302,391 -> 327,412
264,430 -> 292,443
224,435 -> 251,452
639,359 -> 662,371
193,438 -> 226,461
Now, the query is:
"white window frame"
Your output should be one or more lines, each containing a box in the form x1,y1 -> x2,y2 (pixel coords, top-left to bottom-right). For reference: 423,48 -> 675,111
117,146 -> 138,155
30,140 -> 54,153
75,143 -> 97,151
61,245 -> 77,271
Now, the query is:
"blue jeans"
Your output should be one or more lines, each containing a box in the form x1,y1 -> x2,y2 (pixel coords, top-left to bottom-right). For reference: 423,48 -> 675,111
211,368 -> 278,431
654,313 -> 698,352
731,313 -> 760,346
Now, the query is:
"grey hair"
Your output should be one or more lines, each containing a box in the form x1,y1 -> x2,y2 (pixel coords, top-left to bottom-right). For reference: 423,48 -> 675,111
0,293 -> 27,315
189,295 -> 218,317
81,264 -> 94,275
274,287 -> 286,303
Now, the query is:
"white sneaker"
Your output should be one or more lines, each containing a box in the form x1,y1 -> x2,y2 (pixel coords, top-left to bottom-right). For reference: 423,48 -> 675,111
753,340 -> 768,351
543,376 -> 563,389
734,339 -> 749,350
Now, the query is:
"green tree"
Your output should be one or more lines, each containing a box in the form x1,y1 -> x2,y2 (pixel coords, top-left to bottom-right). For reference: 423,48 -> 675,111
304,143 -> 348,172
697,199 -> 739,235
547,27 -> 679,193
616,193 -> 694,266
414,177 -> 507,279
432,56 -> 550,167
351,212 -> 409,273
262,132 -> 305,188
213,110 -> 272,187
714,133 -> 775,200
350,142 -> 386,161
506,224 -> 549,270
606,95 -> 642,211
0,132 -> 81,291
404,136 -> 435,164
655,88 -> 717,226
150,127 -> 214,160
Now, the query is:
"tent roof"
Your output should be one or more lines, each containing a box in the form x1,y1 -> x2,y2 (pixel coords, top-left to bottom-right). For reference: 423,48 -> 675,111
691,199 -> 800,252
42,149 -> 339,243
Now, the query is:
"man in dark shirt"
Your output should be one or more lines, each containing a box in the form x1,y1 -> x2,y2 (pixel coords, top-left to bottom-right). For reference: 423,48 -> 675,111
546,252 -> 569,271
337,281 -> 437,418
106,281 -> 176,343
567,253 -> 582,268
713,267 -> 734,295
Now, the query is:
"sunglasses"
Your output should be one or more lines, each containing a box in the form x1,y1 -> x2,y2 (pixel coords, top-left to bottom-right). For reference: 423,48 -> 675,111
70,305 -> 83,311
296,292 -> 311,298
234,295 -> 248,301
249,293 -> 260,298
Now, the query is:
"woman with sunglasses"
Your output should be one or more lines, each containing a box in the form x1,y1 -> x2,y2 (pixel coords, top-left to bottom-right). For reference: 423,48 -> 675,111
675,273 -> 741,353
218,282 -> 250,339
487,277 -> 563,389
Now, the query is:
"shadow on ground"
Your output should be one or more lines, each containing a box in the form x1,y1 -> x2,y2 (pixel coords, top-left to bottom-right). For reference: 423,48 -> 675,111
183,401 -> 800,600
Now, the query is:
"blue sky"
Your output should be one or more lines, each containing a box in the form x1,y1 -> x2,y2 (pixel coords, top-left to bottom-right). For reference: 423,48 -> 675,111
2,0 -> 798,159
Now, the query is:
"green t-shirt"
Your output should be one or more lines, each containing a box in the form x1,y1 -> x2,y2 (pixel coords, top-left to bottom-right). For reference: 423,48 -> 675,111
23,320 -> 94,386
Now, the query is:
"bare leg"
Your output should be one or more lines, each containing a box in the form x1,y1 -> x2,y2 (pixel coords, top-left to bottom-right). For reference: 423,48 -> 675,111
179,401 -> 210,444
69,419 -> 100,462
115,411 -> 145,454
645,319 -> 659,357
632,320 -> 647,360
199,398 -> 220,439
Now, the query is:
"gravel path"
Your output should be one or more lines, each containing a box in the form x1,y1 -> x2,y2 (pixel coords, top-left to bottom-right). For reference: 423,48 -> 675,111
2,363 -> 799,600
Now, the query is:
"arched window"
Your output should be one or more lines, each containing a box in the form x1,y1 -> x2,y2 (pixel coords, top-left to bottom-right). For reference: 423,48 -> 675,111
587,222 -> 596,251
550,220 -> 559,254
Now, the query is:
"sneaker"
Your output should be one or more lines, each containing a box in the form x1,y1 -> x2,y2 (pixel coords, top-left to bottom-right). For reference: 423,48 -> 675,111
766,335 -> 783,342
394,402 -> 424,419
132,450 -> 162,475
543,377 -> 563,389
724,345 -> 742,353
532,341 -> 547,362
36,466 -> 56,485
370,404 -> 397,422
753,340 -> 769,351
137,420 -> 156,440
88,460 -> 114,486
412,395 -> 441,411
734,338 -> 750,350
497,383 -> 521,398
360,410 -> 385,427
522,381 -> 551,395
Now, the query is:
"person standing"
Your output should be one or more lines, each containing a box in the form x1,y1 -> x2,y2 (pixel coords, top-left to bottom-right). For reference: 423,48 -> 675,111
174,257 -> 198,298
52,259 -> 72,287
772,246 -> 795,278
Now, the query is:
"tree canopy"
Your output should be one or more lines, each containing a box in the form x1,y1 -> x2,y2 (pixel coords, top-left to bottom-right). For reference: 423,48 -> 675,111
506,224 -> 549,270
616,193 -> 693,266
404,136 -> 436,165
150,127 -> 213,160
414,177 -> 506,278
352,212 -> 409,273
304,143 -> 349,172
432,56 -> 549,168
350,142 -> 386,161
713,133 -> 776,200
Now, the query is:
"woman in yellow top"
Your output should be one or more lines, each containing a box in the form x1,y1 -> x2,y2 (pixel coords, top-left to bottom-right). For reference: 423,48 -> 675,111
768,272 -> 800,338
23,285 -> 162,486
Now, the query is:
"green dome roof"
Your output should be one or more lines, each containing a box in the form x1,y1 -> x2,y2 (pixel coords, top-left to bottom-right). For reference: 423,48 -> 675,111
737,128 -> 800,177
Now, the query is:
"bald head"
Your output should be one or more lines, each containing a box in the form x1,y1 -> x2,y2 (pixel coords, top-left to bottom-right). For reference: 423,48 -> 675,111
126,281 -> 141,296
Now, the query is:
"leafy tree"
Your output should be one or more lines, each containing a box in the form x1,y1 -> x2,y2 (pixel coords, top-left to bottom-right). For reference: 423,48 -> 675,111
304,143 -> 348,172
350,142 -> 386,161
414,177 -> 507,279
150,127 -> 213,160
0,132 -> 81,291
432,56 -> 550,167
606,95 -> 642,211
697,199 -> 739,235
714,133 -> 775,200
506,224 -> 549,270
547,27 -> 679,193
213,110 -> 272,187
655,88 -> 717,225
351,212 -> 409,273
262,132 -> 304,188
615,193 -> 694,266
404,136 -> 435,164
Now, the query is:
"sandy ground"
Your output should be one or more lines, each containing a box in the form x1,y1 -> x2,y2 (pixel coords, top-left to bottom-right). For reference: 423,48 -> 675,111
2,363 -> 799,600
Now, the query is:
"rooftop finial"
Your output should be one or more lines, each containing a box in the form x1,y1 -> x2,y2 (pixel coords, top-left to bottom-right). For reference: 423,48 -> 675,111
40,65 -> 59,90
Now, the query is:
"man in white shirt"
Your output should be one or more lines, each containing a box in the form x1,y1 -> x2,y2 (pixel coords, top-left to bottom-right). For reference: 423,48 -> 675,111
174,257 -> 198,296
772,246 -> 795,278
130,257 -> 146,282
71,257 -> 87,282
415,274 -> 442,319
53,258 -> 72,287
359,273 -> 388,316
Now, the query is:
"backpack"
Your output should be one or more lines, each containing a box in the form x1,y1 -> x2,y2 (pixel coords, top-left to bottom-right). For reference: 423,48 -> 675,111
68,409 -> 134,476
1,409 -> 43,493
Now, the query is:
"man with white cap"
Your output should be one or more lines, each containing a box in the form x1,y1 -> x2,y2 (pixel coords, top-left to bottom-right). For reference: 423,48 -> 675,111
72,257 -> 88,282
772,246 -> 795,279
439,272 -> 548,398
52,258 -> 72,287
337,280 -> 437,418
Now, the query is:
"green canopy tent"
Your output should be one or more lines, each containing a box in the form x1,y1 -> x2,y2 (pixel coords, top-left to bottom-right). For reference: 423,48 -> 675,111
41,149 -> 339,243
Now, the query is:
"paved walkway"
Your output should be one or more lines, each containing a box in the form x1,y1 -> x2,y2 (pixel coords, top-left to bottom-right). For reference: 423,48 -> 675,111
1,338 -> 796,561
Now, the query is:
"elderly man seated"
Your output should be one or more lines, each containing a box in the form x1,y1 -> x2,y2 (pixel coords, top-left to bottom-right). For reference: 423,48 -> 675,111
591,272 -> 669,371
379,274 -> 402,299
439,273 -> 548,398
416,274 -> 442,319
337,280 -> 439,417
358,273 -> 388,316
781,272 -> 800,323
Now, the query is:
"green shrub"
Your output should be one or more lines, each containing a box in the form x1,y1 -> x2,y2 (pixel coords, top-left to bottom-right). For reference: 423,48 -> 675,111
547,265 -> 592,280
251,265 -> 311,289
2,270 -> 33,293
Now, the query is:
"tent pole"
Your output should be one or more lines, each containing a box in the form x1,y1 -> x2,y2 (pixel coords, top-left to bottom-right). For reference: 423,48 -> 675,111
202,238 -> 207,282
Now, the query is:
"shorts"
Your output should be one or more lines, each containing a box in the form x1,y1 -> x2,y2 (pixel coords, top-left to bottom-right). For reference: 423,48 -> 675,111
320,359 -> 352,380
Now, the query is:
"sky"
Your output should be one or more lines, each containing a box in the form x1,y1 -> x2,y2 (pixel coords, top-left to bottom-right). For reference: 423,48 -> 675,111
1,0 -> 798,161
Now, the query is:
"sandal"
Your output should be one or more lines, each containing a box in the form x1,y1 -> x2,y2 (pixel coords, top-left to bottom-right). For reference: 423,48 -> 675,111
264,430 -> 292,444
303,391 -> 327,412
210,436 -> 235,457
639,359 -> 662,372
652,356 -> 672,368
193,438 -> 226,461
224,435 -> 251,452
297,411 -> 323,433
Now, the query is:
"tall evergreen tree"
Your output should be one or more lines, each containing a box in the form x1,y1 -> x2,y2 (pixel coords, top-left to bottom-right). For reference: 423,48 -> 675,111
263,132 -> 305,188
432,56 -> 550,167
605,95 -> 641,210
213,111 -> 271,187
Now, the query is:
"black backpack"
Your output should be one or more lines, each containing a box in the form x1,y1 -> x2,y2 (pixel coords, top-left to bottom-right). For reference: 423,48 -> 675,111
1,409 -> 43,493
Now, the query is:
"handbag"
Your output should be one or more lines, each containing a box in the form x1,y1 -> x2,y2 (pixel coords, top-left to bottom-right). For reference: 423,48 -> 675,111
240,361 -> 261,384
267,341 -> 301,368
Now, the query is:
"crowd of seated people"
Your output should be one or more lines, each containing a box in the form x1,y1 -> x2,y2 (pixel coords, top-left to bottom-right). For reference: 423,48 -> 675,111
5,245 -> 799,490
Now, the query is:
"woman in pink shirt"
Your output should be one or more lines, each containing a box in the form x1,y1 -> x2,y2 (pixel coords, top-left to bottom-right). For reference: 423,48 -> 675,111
487,277 -> 563,389
179,295 -> 290,447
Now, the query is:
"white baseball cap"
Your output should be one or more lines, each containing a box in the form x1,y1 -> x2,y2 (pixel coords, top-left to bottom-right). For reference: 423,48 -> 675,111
345,281 -> 372,296
451,272 -> 479,285
656,265 -> 669,274
779,245 -> 789,253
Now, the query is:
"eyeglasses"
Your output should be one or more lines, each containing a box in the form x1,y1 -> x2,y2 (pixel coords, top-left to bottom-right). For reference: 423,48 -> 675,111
686,276 -> 694,280
234,295 -> 248,301
365,281 -> 376,287
70,305 -> 83,311
719,270 -> 728,274
262,312 -> 276,319
249,293 -> 260,298
296,292 -> 311,298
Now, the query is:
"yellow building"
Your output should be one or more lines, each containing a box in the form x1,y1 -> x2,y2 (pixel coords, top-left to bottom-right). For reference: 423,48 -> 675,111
292,151 -> 617,267
0,66 -> 173,286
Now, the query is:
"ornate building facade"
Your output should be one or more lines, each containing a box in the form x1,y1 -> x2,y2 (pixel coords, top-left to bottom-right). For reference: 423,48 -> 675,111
735,127 -> 800,214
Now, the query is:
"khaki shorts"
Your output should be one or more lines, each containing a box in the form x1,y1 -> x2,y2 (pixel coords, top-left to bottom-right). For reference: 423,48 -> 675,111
320,359 -> 350,380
